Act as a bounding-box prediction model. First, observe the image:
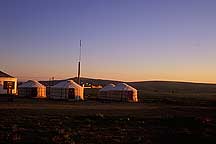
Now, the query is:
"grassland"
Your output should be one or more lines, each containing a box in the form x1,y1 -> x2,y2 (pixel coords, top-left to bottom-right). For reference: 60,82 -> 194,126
0,98 -> 216,144
2,79 -> 216,143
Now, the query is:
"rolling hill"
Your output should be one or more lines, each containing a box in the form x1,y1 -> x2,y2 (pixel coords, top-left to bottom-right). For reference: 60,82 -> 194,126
40,77 -> 216,95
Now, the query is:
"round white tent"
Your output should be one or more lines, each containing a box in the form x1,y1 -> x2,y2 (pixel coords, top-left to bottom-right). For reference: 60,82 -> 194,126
111,83 -> 138,102
18,80 -> 46,98
50,80 -> 84,100
98,84 -> 115,100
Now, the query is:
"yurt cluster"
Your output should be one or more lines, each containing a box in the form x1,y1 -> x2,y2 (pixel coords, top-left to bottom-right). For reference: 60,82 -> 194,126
18,80 -> 84,100
0,71 -> 138,102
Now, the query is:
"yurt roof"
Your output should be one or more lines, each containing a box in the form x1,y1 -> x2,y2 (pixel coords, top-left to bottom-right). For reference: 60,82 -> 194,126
0,71 -> 14,78
113,83 -> 137,92
52,80 -> 82,89
99,83 -> 115,92
18,80 -> 46,88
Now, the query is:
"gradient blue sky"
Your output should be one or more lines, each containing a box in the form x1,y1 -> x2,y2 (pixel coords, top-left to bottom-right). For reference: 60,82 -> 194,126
1,0 -> 216,82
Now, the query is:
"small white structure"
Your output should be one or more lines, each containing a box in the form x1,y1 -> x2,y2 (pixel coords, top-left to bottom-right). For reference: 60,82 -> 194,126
0,71 -> 17,94
98,83 -> 138,102
18,80 -> 46,98
112,83 -> 138,102
98,84 -> 115,100
50,80 -> 84,100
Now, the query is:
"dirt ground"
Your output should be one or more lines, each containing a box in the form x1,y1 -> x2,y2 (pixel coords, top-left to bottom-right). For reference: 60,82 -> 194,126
0,100 -> 216,144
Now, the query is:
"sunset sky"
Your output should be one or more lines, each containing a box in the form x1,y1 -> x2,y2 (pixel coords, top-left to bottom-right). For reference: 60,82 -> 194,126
1,0 -> 216,83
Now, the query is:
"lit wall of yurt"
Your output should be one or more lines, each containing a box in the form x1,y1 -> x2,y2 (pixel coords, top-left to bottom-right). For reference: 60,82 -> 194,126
18,80 -> 46,98
50,80 -> 84,100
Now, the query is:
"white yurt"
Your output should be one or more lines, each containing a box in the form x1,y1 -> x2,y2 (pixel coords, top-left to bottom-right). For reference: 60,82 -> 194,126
111,83 -> 138,102
0,71 -> 17,95
50,80 -> 84,100
98,84 -> 115,100
18,80 -> 46,98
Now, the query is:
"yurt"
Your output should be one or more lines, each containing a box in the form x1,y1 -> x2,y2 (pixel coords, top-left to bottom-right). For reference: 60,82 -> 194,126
18,80 -> 46,98
50,80 -> 84,100
111,83 -> 138,102
98,84 -> 115,100
0,71 -> 17,95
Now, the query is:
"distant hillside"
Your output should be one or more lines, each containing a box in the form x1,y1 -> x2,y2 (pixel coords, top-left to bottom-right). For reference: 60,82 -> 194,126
39,77 -> 121,87
40,77 -> 216,93
129,81 -> 216,94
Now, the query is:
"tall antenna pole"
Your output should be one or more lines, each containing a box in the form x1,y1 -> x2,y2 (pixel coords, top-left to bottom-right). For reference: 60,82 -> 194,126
77,40 -> 81,85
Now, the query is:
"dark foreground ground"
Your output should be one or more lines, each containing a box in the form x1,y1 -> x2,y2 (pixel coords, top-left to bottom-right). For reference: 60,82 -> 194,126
0,99 -> 216,144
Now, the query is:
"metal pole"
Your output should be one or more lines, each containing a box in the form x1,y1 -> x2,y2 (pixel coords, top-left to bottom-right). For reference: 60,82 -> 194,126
77,40 -> 81,85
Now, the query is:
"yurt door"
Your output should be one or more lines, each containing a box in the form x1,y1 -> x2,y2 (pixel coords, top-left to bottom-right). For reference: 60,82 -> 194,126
32,88 -> 37,97
7,89 -> 12,95
68,88 -> 75,99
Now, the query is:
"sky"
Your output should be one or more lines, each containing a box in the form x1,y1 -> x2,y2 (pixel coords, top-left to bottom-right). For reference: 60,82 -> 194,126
0,0 -> 216,83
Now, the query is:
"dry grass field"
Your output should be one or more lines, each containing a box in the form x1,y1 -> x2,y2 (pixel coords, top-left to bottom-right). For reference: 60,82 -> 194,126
0,98 -> 216,144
